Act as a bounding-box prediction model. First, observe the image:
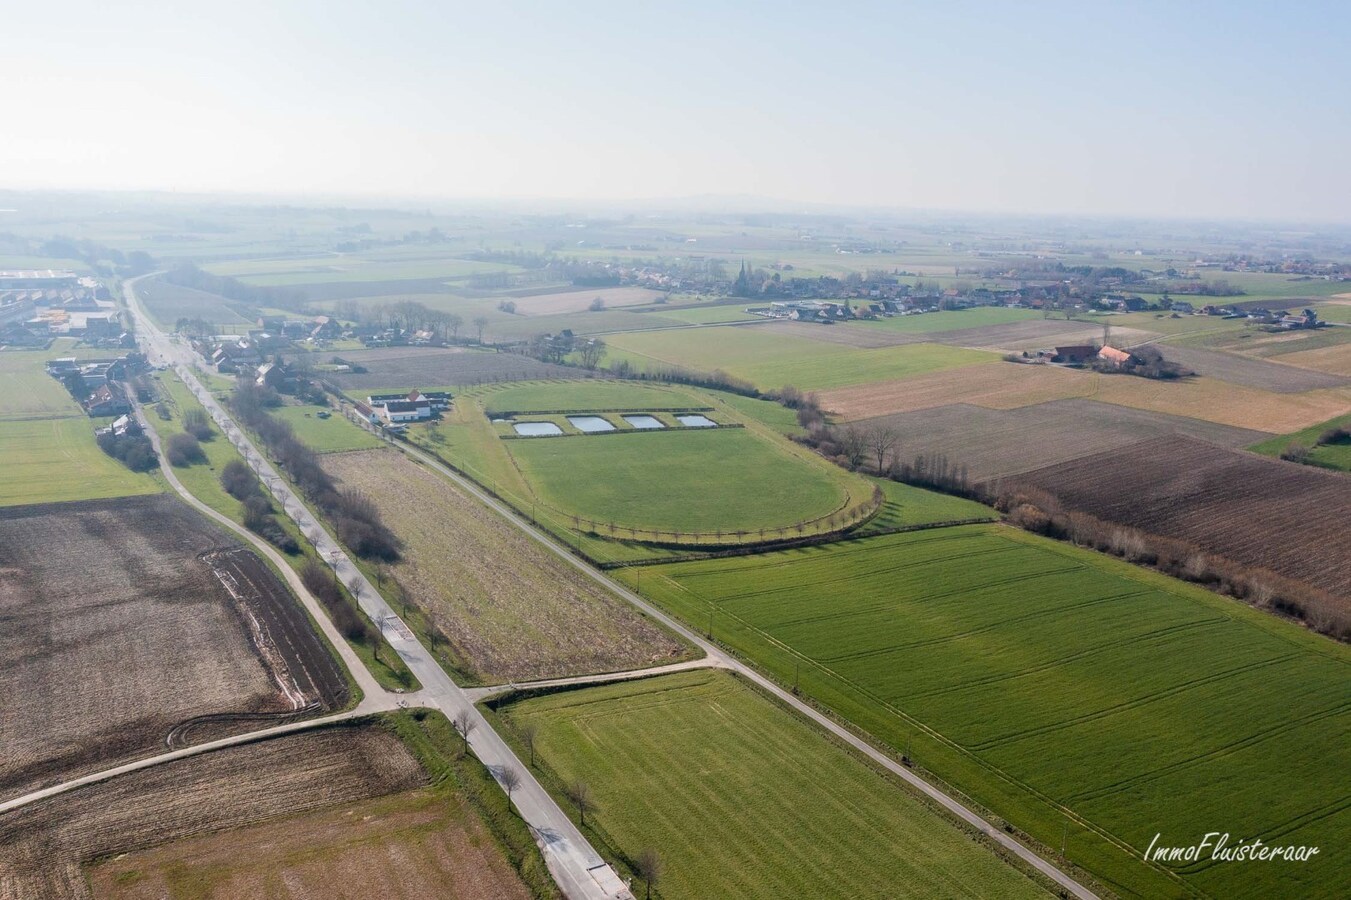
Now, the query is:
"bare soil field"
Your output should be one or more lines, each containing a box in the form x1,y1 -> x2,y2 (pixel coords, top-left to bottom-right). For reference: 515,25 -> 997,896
981,323 -> 1158,352
929,317 -> 1120,349
320,346 -> 579,391
0,724 -> 430,900
89,787 -> 532,900
1090,374 -> 1351,433
1280,341 -> 1351,376
820,361 -> 1094,420
758,319 -> 931,348
0,495 -> 346,801
510,286 -> 665,316
1145,344 -> 1351,392
324,449 -> 686,682
1010,435 -> 1351,599
861,399 -> 1271,481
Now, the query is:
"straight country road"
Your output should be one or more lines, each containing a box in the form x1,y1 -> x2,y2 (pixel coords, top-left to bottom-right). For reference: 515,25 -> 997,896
123,276 -> 633,900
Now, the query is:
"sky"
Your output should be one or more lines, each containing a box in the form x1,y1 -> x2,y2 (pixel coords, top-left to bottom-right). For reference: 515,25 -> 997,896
3,1 -> 1348,221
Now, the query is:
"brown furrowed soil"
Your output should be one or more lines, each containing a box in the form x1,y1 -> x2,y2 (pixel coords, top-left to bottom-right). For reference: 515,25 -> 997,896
88,787 -> 532,900
1009,435 -> 1351,600
511,286 -> 665,316
319,346 -> 579,391
0,496 -> 347,801
820,361 -> 1095,420
0,725 -> 432,900
822,358 -> 1351,433
861,398 -> 1271,481
1144,344 -> 1351,392
324,449 -> 686,682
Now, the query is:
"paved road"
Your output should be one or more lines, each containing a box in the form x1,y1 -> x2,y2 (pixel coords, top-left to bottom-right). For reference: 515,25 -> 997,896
383,414 -> 1102,900
123,277 -> 632,900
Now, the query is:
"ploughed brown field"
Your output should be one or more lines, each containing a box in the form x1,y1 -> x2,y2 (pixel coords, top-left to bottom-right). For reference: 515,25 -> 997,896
318,346 -> 580,390
863,398 -> 1270,481
0,495 -> 347,801
0,723 -> 508,900
324,448 -> 687,682
1008,435 -> 1351,601
1144,344 -> 1351,392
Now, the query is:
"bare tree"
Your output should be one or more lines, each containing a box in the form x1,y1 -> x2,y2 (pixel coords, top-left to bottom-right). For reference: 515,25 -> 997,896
446,313 -> 463,340
452,709 -> 477,755
635,847 -> 664,900
838,425 -> 867,469
520,721 -> 539,767
499,766 -> 522,812
564,779 -> 595,826
472,315 -> 489,343
867,424 -> 899,474
578,338 -> 606,370
346,575 -> 362,599
589,296 -> 606,311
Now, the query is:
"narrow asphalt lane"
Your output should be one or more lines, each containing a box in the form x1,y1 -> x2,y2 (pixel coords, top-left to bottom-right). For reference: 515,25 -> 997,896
122,276 -> 633,900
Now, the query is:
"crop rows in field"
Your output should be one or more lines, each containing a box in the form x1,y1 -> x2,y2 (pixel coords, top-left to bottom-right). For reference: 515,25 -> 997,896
856,398 -> 1270,481
136,280 -> 256,327
626,526 -> 1351,898
1011,434 -> 1351,599
0,724 -> 429,899
496,670 -> 1047,900
323,449 -> 686,682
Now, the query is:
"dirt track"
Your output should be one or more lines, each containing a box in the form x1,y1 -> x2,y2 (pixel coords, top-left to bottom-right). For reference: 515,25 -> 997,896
0,496 -> 347,800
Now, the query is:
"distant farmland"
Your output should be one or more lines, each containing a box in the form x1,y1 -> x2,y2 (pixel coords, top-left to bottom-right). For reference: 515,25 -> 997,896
604,325 -> 997,391
854,398 -> 1270,481
495,670 -> 1048,899
136,279 -> 256,327
1009,434 -> 1351,602
623,526 -> 1351,898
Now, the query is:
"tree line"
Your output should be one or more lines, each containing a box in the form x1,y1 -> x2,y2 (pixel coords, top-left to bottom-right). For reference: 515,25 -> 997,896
230,382 -> 402,561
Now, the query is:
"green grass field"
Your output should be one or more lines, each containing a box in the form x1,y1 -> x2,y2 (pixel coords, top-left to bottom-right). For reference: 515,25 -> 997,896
271,404 -> 385,453
0,351 -> 85,420
861,307 -> 1043,334
506,427 -> 853,534
604,326 -> 997,391
135,279 -> 257,328
1249,411 -> 1351,471
480,379 -> 702,414
855,477 -> 997,533
0,417 -> 162,506
619,526 -> 1351,898
494,670 -> 1048,899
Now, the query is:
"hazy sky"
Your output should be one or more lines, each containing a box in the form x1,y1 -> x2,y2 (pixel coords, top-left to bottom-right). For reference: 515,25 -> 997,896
4,1 -> 1348,220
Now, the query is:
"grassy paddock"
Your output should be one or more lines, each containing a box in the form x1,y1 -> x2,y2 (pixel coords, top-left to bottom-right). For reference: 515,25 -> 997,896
0,418 -> 162,507
491,670 -> 1048,899
271,403 -> 385,453
604,327 -> 998,391
1249,411 -> 1351,471
618,526 -> 1351,898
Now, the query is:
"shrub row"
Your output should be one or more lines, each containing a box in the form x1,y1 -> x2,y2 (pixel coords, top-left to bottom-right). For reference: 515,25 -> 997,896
299,558 -> 375,644
96,430 -> 157,472
219,459 -> 299,554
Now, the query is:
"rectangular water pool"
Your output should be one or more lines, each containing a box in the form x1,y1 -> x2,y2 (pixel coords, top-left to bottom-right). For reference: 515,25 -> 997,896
622,414 -> 666,429
513,421 -> 564,436
567,415 -> 616,433
676,414 -> 717,427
